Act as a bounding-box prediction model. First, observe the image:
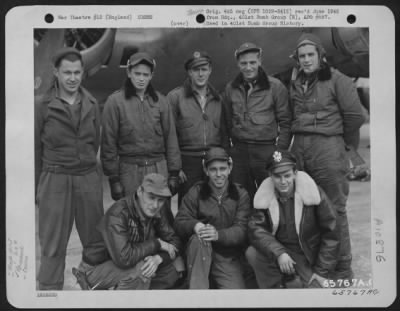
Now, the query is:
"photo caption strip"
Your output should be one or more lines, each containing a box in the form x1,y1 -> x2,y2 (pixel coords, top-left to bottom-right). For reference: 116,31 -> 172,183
5,4 -> 396,308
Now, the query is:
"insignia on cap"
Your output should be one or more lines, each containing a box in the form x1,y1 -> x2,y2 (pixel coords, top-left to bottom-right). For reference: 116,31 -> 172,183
273,151 -> 282,163
245,44 -> 249,48
193,51 -> 201,58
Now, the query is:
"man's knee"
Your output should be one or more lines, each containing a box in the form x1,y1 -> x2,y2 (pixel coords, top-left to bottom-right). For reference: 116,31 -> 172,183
245,246 -> 273,267
245,246 -> 258,267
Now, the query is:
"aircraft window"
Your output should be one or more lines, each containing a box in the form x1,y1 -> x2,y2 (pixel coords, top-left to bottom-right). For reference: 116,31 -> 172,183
120,47 -> 139,67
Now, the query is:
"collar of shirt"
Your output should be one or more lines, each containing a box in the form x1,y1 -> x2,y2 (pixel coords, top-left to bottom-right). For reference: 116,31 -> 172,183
54,83 -> 82,106
275,187 -> 295,203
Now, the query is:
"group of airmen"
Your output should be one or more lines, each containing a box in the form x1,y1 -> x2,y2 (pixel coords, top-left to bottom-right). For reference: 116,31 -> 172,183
35,32 -> 367,290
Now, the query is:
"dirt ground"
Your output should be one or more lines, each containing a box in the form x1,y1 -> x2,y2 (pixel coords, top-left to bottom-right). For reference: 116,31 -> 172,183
35,124 -> 371,290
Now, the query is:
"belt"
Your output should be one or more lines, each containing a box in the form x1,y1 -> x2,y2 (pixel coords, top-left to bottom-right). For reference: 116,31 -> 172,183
120,155 -> 165,166
42,163 -> 97,175
232,138 -> 276,146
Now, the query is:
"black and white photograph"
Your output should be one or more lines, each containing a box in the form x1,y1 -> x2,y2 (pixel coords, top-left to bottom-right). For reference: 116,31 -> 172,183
5,5 -> 396,308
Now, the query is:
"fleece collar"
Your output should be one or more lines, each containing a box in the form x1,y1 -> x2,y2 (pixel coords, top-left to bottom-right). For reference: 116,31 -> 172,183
253,171 -> 321,235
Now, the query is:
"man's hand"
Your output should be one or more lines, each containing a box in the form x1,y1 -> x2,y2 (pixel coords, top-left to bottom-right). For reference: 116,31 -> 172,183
277,253 -> 296,275
140,255 -> 162,278
308,273 -> 327,287
198,224 -> 218,241
194,222 -> 209,245
194,222 -> 206,235
178,170 -> 187,184
168,176 -> 180,196
158,239 -> 178,260
109,177 -> 125,201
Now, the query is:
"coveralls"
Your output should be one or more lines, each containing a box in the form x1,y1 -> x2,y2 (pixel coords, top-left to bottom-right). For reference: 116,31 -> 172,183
35,86 -> 105,290
289,67 -> 366,279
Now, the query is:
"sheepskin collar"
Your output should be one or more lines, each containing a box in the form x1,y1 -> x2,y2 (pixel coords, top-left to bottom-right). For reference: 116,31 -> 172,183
254,171 -> 321,210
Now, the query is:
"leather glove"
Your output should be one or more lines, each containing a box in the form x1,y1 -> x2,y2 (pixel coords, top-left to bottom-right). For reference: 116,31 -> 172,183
109,176 -> 125,201
168,175 -> 180,196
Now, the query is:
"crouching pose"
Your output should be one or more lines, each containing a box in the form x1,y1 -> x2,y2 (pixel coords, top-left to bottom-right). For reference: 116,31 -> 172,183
174,147 -> 251,289
246,150 -> 339,288
73,173 -> 184,290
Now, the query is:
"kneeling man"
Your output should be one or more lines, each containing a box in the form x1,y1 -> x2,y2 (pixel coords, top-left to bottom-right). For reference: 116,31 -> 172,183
73,173 -> 183,290
174,147 -> 251,289
246,150 -> 339,288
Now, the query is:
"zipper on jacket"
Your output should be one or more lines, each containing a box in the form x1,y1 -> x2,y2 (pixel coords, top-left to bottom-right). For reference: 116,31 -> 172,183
202,105 -> 207,148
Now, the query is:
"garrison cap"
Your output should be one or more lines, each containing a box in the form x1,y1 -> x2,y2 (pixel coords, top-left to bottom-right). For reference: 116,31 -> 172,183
204,147 -> 230,166
141,173 -> 171,198
234,42 -> 262,59
52,47 -> 82,66
184,51 -> 211,70
266,149 -> 297,174
127,52 -> 156,71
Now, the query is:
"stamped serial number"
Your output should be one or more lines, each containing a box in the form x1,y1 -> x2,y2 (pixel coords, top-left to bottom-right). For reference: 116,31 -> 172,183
323,278 -> 372,288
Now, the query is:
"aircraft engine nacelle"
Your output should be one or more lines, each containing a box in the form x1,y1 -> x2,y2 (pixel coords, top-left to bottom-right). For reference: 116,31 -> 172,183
78,29 -> 116,77
318,27 -> 369,78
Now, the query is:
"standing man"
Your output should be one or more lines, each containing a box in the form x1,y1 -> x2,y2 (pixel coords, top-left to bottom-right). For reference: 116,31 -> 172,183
174,147 -> 251,289
167,51 -> 227,205
35,47 -> 105,290
246,150 -> 339,288
289,33 -> 366,280
73,173 -> 183,290
101,52 -> 181,221
223,42 -> 292,201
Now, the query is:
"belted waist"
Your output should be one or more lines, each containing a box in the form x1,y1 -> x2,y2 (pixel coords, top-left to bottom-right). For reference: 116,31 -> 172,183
119,155 -> 165,166
232,138 -> 276,146
42,163 -> 97,175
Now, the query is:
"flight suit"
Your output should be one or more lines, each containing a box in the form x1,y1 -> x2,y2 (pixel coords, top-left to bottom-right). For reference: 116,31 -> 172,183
290,67 -> 366,279
35,86 -> 105,290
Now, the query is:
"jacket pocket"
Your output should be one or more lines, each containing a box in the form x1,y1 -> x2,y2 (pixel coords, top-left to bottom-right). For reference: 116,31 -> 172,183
120,122 -> 133,137
154,122 -> 163,136
177,119 -> 194,129
250,114 -> 272,125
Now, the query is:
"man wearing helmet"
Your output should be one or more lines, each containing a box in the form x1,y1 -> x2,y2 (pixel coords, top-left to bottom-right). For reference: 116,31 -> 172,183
289,33 -> 366,281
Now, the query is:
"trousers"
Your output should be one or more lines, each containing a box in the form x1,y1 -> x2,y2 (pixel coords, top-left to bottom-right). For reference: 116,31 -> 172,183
186,235 -> 246,289
291,134 -> 352,279
37,169 -> 104,290
230,143 -> 276,202
80,258 -> 180,290
178,155 -> 205,206
246,246 -> 322,288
